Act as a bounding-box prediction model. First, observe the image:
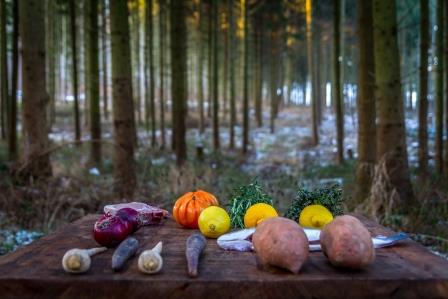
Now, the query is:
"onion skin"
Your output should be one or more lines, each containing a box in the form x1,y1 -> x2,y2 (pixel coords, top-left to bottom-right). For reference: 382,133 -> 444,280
116,208 -> 140,232
93,215 -> 133,248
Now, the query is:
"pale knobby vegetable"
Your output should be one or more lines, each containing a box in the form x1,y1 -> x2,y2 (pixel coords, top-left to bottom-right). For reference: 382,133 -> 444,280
62,247 -> 107,274
138,242 -> 163,274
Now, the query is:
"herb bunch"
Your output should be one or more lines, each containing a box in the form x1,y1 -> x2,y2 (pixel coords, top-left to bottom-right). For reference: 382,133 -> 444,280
228,181 -> 273,228
284,184 -> 344,220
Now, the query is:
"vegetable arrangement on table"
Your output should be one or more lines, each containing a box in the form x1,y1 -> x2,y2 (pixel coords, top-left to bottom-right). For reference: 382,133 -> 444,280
61,183 -> 410,277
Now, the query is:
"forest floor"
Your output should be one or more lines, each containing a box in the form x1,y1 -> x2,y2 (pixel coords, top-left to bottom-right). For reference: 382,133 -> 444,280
0,105 -> 447,258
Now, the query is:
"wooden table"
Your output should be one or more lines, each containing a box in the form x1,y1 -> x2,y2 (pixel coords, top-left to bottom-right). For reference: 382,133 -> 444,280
0,214 -> 447,299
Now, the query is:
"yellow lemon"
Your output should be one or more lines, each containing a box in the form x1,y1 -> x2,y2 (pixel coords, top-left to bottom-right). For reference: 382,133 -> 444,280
198,206 -> 230,238
244,203 -> 278,228
299,204 -> 334,229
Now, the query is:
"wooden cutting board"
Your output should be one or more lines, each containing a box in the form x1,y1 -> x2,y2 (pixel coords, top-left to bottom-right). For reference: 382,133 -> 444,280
0,214 -> 447,299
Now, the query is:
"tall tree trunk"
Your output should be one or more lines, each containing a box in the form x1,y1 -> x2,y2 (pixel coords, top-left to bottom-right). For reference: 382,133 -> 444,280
229,0 -> 236,149
110,0 -> 137,197
354,0 -> 376,202
46,0 -> 56,131
19,0 -> 52,178
418,0 -> 429,180
242,0 -> 249,153
132,0 -> 142,126
254,14 -> 262,128
269,32 -> 279,134
207,3 -> 213,119
333,0 -> 344,164
69,0 -> 81,144
0,0 -> 7,140
223,5 -> 229,121
445,0 -> 448,176
101,0 -> 109,121
212,0 -> 220,150
85,0 -> 101,165
198,0 -> 205,134
170,0 -> 187,165
159,0 -> 166,149
8,0 -> 18,160
435,0 -> 444,174
306,0 -> 318,145
145,0 -> 156,147
372,0 -> 414,204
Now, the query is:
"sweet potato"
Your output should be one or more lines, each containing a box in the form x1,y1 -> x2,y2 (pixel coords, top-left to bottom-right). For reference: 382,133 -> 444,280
320,215 -> 375,269
252,217 -> 309,274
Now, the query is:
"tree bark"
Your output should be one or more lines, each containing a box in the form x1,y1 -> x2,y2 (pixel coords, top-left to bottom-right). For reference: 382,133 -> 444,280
145,0 -> 156,147
85,0 -> 101,165
170,0 -> 187,165
110,0 -> 137,197
333,0 -> 344,164
69,0 -> 81,144
101,0 -> 109,121
435,0 -> 444,174
0,0 -> 7,140
229,0 -> 236,149
242,0 -> 249,154
19,0 -> 52,178
354,0 -> 376,203
159,0 -> 166,149
254,13 -> 262,128
372,0 -> 414,203
46,0 -> 56,131
306,0 -> 318,146
418,0 -> 429,180
212,0 -> 220,151
8,0 -> 18,160
445,0 -> 448,176
198,0 -> 205,134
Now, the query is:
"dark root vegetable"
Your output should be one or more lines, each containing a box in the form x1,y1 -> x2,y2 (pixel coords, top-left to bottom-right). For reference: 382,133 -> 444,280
93,215 -> 133,248
116,208 -> 140,231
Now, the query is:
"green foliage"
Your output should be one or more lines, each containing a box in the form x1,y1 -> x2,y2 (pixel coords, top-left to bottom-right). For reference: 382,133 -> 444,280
284,184 -> 344,221
228,181 -> 273,228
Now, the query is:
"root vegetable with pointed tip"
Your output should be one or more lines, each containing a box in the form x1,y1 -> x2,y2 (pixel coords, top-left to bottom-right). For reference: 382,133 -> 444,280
62,247 -> 107,274
138,242 -> 163,274
186,233 -> 206,278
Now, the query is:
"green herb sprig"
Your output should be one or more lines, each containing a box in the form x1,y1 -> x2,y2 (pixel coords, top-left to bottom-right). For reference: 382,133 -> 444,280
228,181 -> 273,228
284,184 -> 344,220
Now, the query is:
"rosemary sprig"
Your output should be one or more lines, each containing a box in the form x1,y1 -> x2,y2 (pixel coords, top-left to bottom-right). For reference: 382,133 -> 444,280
228,181 -> 273,228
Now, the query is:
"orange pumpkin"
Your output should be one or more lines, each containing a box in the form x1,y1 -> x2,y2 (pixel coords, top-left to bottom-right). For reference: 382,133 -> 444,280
173,190 -> 219,228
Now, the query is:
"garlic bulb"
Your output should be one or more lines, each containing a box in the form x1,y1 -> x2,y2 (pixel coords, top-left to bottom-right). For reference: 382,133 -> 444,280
138,242 -> 163,274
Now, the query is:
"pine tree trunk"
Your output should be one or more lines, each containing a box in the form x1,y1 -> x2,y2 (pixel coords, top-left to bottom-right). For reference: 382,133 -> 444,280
372,0 -> 414,203
19,0 -> 52,178
132,0 -> 142,126
159,0 -> 166,149
85,0 -> 101,165
8,0 -> 18,160
110,0 -> 137,197
46,0 -> 56,131
254,14 -> 262,128
418,0 -> 429,180
207,4 -> 213,119
435,0 -> 444,174
354,0 -> 376,203
242,0 -> 249,153
212,0 -> 220,150
445,0 -> 448,176
198,0 -> 205,134
69,0 -> 81,144
334,0 -> 344,164
101,0 -> 109,121
170,0 -> 187,165
229,0 -> 236,149
223,5 -> 229,121
269,32 -> 278,134
0,0 -> 7,140
145,0 -> 156,147
306,0 -> 318,146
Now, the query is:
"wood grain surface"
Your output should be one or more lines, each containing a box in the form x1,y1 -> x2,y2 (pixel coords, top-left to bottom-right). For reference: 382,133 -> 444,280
0,214 -> 447,299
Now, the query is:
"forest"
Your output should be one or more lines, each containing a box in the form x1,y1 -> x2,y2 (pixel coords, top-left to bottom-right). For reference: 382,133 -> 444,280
0,0 -> 447,258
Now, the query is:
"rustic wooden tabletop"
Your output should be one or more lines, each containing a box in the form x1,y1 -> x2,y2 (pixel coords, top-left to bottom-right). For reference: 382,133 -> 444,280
0,214 -> 447,299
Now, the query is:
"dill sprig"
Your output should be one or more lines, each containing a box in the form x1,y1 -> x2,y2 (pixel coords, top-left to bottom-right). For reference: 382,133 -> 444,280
228,181 -> 273,228
284,184 -> 344,220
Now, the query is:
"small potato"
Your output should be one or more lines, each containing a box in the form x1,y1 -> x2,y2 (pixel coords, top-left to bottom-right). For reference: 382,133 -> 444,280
252,217 -> 309,274
320,215 -> 375,269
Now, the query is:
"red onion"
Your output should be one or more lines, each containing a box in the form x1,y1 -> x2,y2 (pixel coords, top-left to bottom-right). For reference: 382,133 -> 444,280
93,214 -> 133,248
116,208 -> 140,232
